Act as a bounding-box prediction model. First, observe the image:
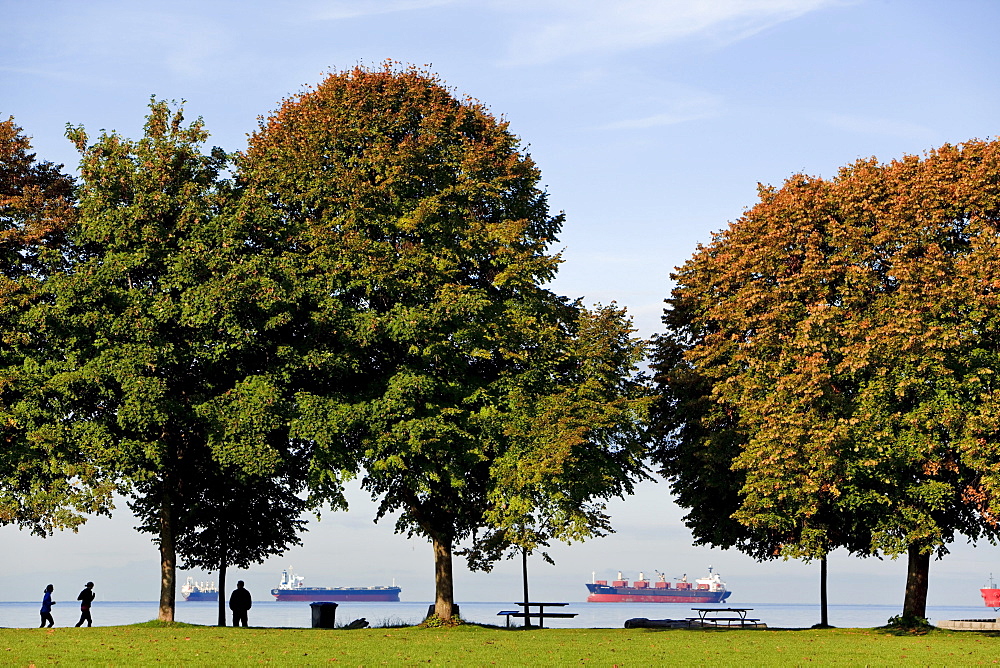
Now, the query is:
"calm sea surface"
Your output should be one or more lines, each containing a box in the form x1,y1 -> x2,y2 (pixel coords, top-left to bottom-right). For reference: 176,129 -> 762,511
0,600 -> 993,629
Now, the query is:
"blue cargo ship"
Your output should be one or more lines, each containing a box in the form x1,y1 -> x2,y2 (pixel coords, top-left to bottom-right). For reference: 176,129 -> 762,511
271,567 -> 401,602
181,577 -> 218,601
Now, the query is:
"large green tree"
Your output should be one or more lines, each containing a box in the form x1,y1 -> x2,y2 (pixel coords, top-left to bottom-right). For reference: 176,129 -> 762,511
37,100 -> 315,621
241,64 -> 650,620
0,117 -> 113,534
653,139 -> 1000,620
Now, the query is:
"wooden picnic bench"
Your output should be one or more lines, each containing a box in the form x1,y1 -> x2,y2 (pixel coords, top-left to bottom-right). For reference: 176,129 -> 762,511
497,602 -> 578,628
686,616 -> 761,627
688,607 -> 760,628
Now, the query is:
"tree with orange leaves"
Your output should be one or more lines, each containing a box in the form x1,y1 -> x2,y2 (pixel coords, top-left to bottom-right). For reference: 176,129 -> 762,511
653,139 -> 1000,623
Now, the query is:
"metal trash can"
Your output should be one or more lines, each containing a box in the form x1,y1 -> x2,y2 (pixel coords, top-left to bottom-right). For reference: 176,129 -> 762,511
310,602 -> 338,628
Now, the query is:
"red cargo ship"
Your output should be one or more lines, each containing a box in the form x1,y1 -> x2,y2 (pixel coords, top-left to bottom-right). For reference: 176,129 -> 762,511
586,567 -> 731,603
982,575 -> 1000,609
983,588 -> 1000,608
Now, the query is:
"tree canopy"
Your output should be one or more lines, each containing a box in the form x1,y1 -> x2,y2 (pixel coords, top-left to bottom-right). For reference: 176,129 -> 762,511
0,117 -> 113,535
4,70 -> 649,620
653,139 -> 1000,619
241,64 -> 650,619
32,100 -> 314,621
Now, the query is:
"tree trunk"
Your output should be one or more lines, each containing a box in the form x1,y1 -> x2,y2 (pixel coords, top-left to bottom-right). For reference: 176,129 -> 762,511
819,555 -> 828,627
217,559 -> 228,627
521,548 -> 532,628
158,493 -> 176,622
902,544 -> 930,620
432,535 -> 455,620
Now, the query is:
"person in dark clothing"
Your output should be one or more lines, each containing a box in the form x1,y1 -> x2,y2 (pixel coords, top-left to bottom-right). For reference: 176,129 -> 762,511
74,582 -> 95,627
229,580 -> 252,627
39,584 -> 55,628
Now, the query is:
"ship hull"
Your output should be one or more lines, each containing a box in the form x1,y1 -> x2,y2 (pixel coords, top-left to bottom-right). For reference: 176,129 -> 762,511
586,584 -> 730,604
982,588 -> 1000,608
271,587 -> 401,602
183,591 -> 218,602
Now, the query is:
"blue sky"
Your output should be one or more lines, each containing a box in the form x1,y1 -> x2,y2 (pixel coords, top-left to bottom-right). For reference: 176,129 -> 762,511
3,0 -> 1000,615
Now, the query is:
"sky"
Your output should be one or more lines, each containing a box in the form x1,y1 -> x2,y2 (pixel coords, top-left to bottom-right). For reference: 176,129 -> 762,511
3,0 -> 1000,615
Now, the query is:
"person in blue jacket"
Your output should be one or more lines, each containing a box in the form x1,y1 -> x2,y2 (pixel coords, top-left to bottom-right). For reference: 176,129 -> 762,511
39,584 -> 55,628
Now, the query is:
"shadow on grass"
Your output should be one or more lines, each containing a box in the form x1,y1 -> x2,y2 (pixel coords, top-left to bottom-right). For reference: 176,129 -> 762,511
133,620 -> 202,628
119,620 -> 1000,638
875,624 -> 1000,638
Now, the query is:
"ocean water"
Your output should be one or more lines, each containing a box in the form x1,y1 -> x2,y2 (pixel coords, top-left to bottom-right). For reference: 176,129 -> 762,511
1,600 -> 993,630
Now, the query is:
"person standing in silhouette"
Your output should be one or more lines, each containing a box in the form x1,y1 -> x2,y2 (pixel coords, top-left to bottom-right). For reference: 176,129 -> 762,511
229,580 -> 252,627
74,582 -> 95,627
39,584 -> 55,628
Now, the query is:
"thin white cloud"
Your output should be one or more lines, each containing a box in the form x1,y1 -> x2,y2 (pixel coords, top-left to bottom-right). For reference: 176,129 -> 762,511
496,0 -> 845,65
18,5 -> 235,82
0,65 -> 105,85
310,0 -> 459,21
817,112 -> 936,142
597,78 -> 723,130
603,106 -> 720,130
161,23 -> 234,79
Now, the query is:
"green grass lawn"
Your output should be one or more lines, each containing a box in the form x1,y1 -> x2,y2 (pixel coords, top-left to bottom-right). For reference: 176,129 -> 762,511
1,623 -> 997,666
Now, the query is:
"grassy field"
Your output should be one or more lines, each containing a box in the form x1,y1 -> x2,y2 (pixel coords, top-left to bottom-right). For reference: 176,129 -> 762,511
1,623 -> 997,666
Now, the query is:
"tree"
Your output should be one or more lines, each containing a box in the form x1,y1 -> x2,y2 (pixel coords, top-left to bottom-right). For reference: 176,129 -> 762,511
0,117 -> 114,534
472,303 -> 651,626
132,452 -> 309,626
38,100 -> 311,621
653,140 -> 1000,621
241,64 -> 651,620
469,304 -> 651,562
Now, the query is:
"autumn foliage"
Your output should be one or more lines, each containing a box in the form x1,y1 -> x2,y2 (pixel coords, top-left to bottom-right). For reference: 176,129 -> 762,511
0,117 -> 75,263
654,138 -> 1000,619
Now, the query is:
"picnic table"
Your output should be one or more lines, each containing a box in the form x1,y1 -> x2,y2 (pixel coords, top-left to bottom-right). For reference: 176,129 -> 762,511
497,602 -> 577,628
688,607 -> 760,628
